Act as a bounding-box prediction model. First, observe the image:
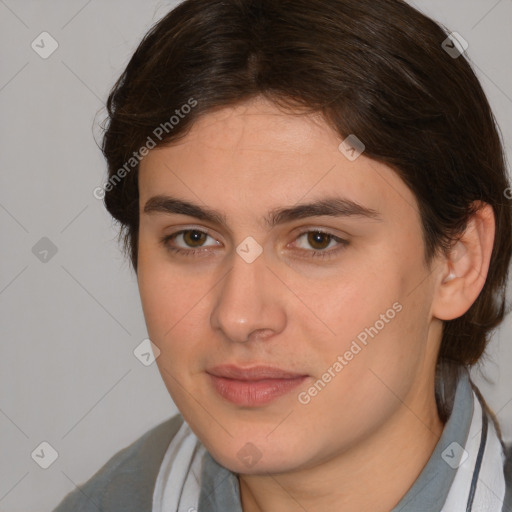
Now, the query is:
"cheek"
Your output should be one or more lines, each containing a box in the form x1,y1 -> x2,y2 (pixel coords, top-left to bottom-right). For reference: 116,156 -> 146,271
311,255 -> 430,384
137,260 -> 206,405
137,246 -> 199,352
136,246 -> 226,379
315,267 -> 398,343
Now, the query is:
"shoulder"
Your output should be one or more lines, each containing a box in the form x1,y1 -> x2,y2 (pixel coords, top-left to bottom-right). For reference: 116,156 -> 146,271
504,441 -> 512,510
52,413 -> 184,512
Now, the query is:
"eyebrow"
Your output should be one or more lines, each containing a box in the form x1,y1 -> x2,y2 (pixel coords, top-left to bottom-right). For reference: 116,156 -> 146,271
143,194 -> 382,228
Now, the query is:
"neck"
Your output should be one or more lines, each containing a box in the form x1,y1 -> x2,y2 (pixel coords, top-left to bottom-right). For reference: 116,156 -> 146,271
238,384 -> 444,512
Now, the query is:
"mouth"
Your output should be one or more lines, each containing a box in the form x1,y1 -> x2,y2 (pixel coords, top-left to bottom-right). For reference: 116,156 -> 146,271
206,364 -> 309,407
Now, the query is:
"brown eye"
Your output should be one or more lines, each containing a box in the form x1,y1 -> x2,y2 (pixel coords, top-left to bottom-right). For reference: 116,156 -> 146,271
182,230 -> 208,247
291,230 -> 348,260
161,229 -> 221,255
307,231 -> 333,250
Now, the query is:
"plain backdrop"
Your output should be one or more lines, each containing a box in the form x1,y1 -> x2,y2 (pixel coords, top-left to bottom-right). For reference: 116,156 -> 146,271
0,1 -> 511,511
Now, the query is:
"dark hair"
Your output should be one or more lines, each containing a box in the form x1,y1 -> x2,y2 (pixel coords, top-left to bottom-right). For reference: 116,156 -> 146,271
101,0 -> 511,371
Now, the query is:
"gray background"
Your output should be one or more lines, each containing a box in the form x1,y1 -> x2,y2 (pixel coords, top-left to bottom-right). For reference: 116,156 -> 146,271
0,1 -> 510,511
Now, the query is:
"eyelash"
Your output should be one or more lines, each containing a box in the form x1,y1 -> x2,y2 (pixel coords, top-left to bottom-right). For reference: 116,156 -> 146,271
159,229 -> 348,260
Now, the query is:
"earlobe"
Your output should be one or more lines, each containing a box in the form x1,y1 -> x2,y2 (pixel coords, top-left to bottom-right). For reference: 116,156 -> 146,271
433,202 -> 495,321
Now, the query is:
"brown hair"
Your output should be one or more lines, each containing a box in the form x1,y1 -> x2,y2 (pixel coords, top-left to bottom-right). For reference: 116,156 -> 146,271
101,0 -> 511,371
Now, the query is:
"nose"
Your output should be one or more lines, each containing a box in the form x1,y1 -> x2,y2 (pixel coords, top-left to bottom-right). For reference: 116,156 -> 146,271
210,248 -> 287,344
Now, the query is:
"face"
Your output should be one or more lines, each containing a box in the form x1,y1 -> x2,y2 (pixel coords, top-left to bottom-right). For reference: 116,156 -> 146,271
137,97 -> 444,474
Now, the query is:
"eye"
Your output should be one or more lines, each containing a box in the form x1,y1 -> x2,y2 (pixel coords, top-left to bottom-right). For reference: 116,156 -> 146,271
160,229 -> 221,255
295,231 -> 339,250
291,230 -> 348,259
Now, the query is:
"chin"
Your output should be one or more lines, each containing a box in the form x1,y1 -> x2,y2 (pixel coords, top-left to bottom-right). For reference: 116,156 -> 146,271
215,451 -> 299,475
204,433 -> 310,475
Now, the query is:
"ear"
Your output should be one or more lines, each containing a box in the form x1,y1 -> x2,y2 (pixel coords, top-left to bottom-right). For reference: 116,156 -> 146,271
432,201 -> 495,321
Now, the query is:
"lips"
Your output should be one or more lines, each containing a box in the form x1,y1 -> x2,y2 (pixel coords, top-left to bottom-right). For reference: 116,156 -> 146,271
206,364 -> 309,407
207,364 -> 306,380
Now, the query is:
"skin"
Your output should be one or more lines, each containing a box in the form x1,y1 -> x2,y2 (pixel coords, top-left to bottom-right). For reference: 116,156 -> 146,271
136,96 -> 495,511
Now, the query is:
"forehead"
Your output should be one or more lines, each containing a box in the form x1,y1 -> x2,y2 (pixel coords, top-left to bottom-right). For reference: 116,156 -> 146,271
176,98 -> 336,154
138,98 -> 420,227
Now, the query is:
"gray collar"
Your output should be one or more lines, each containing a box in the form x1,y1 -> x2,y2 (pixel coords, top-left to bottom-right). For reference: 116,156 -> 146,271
198,371 -> 474,512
